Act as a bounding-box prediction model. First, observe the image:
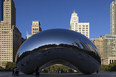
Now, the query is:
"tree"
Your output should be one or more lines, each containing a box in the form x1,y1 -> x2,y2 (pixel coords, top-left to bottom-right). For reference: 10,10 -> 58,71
108,61 -> 116,71
100,64 -> 109,71
43,64 -> 73,73
0,66 -> 4,71
5,62 -> 16,71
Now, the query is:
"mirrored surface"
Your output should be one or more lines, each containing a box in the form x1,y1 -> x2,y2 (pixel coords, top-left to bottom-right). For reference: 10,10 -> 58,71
16,29 -> 101,74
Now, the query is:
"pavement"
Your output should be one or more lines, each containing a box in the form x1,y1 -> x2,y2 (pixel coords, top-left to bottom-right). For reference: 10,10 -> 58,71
0,72 -> 116,77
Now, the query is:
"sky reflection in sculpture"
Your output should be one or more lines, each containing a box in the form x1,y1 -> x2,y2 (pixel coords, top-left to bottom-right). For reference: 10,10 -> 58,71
18,29 -> 98,57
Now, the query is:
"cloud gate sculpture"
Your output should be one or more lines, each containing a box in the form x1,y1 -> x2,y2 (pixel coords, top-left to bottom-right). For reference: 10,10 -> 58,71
16,29 -> 101,74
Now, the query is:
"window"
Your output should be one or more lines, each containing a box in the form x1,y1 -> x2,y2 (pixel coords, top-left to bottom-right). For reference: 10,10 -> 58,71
33,28 -> 38,31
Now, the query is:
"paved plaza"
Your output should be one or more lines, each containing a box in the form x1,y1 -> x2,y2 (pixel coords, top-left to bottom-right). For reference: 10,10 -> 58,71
0,72 -> 116,77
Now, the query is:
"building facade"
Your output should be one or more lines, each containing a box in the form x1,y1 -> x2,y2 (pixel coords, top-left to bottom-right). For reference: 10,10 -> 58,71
0,0 -> 22,67
27,21 -> 42,39
69,11 -> 89,38
102,34 -> 116,65
110,0 -> 116,35
0,0 -> 5,22
91,35 -> 116,65
3,0 -> 16,25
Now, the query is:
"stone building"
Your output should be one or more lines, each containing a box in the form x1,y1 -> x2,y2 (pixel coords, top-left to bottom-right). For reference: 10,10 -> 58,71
26,21 -> 42,39
69,11 -> 89,38
0,0 -> 22,67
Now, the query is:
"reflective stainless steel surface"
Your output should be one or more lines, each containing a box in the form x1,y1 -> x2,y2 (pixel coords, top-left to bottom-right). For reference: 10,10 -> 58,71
16,29 -> 101,74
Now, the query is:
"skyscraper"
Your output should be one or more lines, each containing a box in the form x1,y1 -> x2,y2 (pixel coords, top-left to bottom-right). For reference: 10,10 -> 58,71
3,0 -> 16,25
69,11 -> 90,38
110,0 -> 116,35
0,0 -> 22,67
0,0 -> 5,22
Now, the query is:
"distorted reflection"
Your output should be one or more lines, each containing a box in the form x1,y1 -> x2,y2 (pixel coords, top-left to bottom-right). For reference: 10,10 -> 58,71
16,29 -> 101,74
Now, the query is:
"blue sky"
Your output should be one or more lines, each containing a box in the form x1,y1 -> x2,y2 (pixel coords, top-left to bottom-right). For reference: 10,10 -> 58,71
13,0 -> 113,39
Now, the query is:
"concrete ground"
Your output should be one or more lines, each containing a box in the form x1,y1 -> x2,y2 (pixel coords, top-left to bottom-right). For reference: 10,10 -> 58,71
0,72 -> 116,77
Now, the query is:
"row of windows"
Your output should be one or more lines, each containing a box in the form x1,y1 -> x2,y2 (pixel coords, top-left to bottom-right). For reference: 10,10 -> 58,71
78,32 -> 88,35
0,35 -> 12,36
4,3 -> 10,5
0,53 -> 12,54
0,37 -> 12,38
0,50 -> 12,52
0,49 -> 12,51
0,27 -> 10,28
33,28 -> 38,31
73,29 -> 89,32
71,24 -> 89,27
4,9 -> 10,10
4,7 -> 9,8
1,43 -> 12,44
4,11 -> 10,12
0,45 -> 11,46
105,36 -> 116,38
0,29 -> 10,30
0,39 -> 12,40
0,55 -> 12,56
72,27 -> 89,29
0,59 -> 12,61
0,47 -> 12,48
33,32 -> 37,33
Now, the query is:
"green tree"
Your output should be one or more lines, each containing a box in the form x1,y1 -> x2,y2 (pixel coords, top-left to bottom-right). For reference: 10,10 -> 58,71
44,64 -> 73,73
5,62 -> 16,71
0,66 -> 4,71
100,64 -> 109,71
108,61 -> 116,71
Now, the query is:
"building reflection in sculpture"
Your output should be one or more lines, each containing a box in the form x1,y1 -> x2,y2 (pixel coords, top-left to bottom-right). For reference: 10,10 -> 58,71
16,29 -> 101,74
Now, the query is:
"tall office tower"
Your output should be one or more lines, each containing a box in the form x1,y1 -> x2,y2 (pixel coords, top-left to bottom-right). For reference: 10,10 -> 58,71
0,0 -> 5,22
69,11 -> 90,38
26,21 -> 42,39
3,0 -> 16,25
111,0 -> 116,35
0,0 -> 22,67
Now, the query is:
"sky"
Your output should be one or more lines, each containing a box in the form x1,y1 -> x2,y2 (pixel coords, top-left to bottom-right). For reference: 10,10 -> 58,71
13,0 -> 114,39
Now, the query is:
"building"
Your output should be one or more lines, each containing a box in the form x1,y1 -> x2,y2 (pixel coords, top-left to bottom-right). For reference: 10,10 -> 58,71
110,0 -> 116,35
3,0 -> 16,25
0,0 -> 5,21
90,37 -> 103,64
0,0 -> 22,67
69,11 -> 89,38
102,34 -> 116,65
90,0 -> 116,65
91,35 -> 116,65
26,21 -> 42,39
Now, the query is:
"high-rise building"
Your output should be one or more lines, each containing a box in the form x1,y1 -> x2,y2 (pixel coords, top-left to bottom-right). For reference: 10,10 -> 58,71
90,0 -> 116,65
69,11 -> 89,38
3,0 -> 16,25
0,0 -> 22,67
26,21 -> 42,39
110,0 -> 116,35
0,0 -> 5,22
